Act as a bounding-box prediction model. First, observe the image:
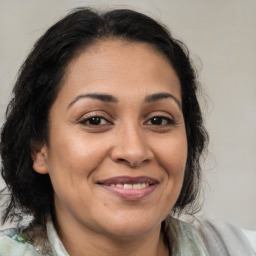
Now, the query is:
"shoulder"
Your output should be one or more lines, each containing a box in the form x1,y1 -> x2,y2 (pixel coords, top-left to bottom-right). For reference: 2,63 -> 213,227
164,215 -> 256,255
187,217 -> 256,255
164,216 -> 210,255
0,228 -> 40,255
242,229 -> 256,254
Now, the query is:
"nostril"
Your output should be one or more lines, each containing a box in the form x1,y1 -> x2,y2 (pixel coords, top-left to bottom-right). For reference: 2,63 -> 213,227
116,158 -> 147,167
117,158 -> 126,163
118,158 -> 137,165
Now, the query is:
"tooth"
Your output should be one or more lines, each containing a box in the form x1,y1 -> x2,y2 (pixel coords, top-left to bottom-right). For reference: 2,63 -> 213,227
110,184 -> 115,187
133,183 -> 142,189
116,184 -> 123,188
124,184 -> 133,189
141,183 -> 146,188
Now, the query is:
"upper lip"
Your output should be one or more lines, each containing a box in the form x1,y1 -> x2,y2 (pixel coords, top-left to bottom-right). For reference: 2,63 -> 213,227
97,176 -> 158,185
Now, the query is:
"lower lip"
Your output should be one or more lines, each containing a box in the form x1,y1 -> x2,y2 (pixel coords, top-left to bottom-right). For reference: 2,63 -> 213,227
100,184 -> 157,200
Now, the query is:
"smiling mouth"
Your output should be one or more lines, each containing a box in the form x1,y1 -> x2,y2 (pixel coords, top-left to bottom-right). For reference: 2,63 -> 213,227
109,183 -> 150,189
97,176 -> 158,200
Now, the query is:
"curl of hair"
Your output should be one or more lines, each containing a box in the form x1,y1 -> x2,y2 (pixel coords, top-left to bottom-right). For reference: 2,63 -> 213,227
0,8 -> 208,226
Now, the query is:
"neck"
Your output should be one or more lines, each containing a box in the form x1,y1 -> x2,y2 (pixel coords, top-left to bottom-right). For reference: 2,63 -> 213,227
57,220 -> 169,256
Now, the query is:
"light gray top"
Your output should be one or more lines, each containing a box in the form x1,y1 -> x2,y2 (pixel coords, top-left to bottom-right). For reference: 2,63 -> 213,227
0,215 -> 255,255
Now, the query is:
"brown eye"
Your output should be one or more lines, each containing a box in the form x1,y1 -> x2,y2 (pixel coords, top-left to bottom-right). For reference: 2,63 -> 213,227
88,117 -> 102,125
80,116 -> 110,126
146,116 -> 175,126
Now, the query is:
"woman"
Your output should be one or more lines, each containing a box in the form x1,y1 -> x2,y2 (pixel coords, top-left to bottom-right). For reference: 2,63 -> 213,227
0,8 -> 255,256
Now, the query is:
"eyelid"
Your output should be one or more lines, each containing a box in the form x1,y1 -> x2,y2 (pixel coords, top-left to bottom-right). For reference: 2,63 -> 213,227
142,111 -> 178,131
144,116 -> 175,125
78,111 -> 113,124
144,111 -> 175,121
79,116 -> 110,125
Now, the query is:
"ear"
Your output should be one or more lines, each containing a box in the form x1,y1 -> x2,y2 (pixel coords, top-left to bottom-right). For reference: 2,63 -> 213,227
31,141 -> 49,174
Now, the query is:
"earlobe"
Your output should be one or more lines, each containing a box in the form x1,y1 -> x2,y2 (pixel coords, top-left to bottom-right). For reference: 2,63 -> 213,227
31,143 -> 49,174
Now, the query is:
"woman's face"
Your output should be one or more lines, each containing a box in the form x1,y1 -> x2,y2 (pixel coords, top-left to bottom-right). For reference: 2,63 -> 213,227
33,40 -> 187,239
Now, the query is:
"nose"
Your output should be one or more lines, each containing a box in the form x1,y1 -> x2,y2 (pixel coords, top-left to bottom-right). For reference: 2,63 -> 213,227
110,124 -> 154,167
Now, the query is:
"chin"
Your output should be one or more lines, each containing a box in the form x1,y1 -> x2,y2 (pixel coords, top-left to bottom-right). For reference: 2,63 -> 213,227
100,214 -> 163,239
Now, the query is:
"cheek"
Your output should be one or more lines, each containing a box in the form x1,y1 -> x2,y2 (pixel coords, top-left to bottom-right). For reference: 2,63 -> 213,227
157,134 -> 188,177
155,136 -> 187,213
48,130 -> 109,176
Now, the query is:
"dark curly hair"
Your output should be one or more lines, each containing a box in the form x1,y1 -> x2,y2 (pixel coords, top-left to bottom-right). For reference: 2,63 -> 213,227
0,8 -> 208,227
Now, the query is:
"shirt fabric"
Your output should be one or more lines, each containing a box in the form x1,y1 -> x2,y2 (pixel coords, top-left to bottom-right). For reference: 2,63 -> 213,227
0,215 -> 255,256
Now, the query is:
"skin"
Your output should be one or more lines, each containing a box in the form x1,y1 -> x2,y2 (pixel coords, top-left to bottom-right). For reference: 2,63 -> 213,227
33,39 -> 187,256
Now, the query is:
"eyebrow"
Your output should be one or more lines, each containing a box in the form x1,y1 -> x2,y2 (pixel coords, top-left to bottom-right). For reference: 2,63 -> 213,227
67,92 -> 181,109
67,93 -> 118,108
145,93 -> 182,109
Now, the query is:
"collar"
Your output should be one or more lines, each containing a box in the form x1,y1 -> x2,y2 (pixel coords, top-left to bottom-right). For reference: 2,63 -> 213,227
45,215 -> 209,256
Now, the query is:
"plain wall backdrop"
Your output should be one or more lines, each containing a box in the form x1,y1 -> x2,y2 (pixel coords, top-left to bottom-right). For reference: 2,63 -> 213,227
0,0 -> 255,229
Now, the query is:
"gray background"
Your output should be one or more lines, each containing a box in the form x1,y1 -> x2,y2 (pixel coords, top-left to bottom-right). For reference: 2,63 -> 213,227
0,0 -> 255,229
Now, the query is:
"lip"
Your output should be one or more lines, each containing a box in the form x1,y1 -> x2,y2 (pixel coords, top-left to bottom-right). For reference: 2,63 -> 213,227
97,176 -> 158,200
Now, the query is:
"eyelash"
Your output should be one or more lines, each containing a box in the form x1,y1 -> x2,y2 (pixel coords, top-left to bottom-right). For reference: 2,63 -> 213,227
144,116 -> 175,126
79,114 -> 175,128
79,115 -> 111,126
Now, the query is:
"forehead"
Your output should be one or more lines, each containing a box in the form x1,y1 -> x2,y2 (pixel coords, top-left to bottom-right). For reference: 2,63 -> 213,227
59,39 -> 181,102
